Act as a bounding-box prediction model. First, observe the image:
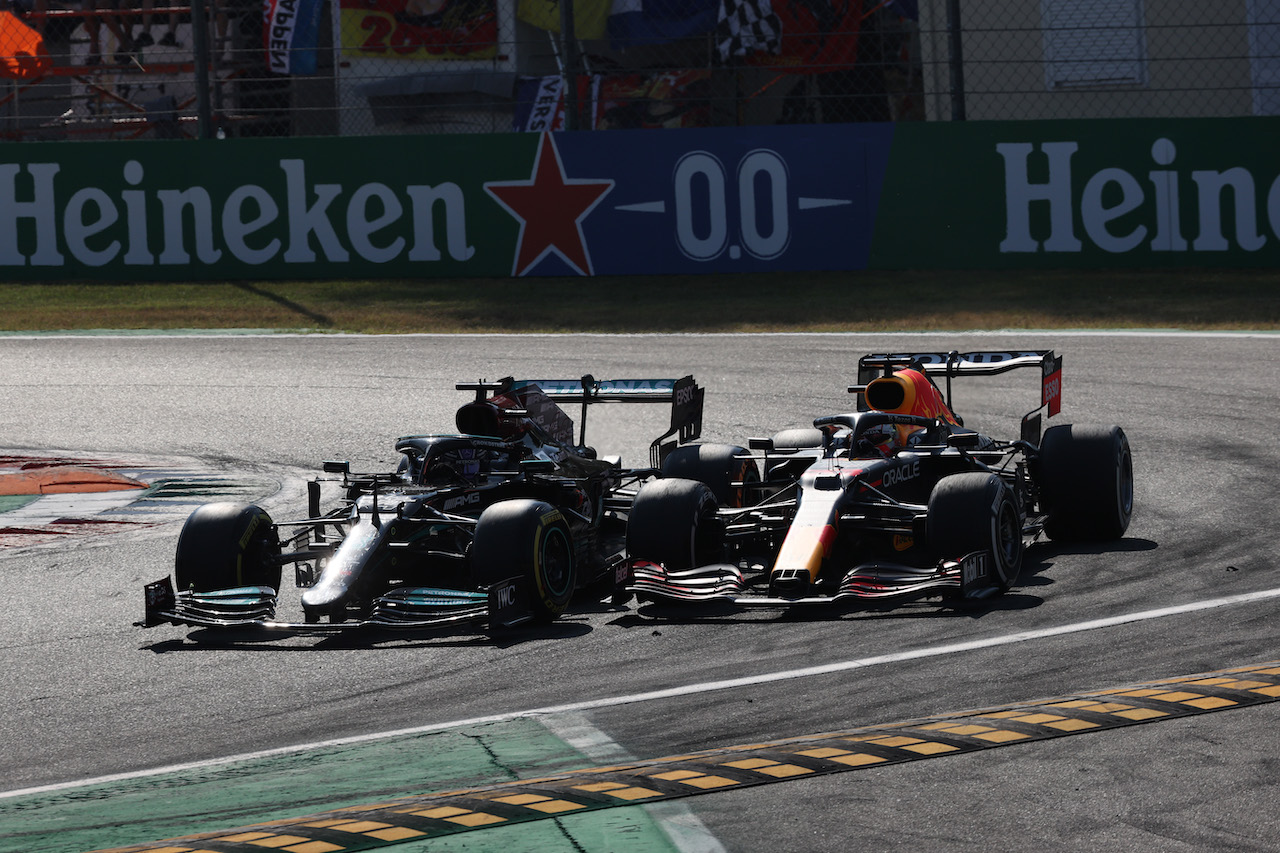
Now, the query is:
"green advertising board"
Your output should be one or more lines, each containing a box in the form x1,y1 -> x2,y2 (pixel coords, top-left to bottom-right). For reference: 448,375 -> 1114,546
870,116 -> 1280,269
0,134 -> 534,281
1,117 -> 1276,281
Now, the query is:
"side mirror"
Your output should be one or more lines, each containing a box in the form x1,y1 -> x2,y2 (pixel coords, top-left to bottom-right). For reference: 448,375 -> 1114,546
748,437 -> 774,451
322,460 -> 351,475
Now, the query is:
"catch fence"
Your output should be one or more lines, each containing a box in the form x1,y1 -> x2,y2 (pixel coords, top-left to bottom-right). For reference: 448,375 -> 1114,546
0,0 -> 1276,140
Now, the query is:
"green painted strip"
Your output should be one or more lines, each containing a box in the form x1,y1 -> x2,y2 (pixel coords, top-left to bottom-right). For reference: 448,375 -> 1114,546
0,495 -> 40,514
82,660 -> 1280,853
0,719 -> 683,853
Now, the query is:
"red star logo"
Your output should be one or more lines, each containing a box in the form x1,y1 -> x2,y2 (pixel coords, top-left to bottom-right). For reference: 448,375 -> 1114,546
484,133 -> 614,276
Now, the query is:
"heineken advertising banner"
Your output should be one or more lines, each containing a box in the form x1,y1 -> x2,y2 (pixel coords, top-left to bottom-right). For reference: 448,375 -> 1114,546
0,117 -> 1276,281
870,116 -> 1280,269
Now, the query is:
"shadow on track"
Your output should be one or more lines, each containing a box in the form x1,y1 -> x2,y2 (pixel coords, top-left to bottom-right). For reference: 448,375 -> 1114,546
609,537 -> 1159,628
140,618 -> 593,652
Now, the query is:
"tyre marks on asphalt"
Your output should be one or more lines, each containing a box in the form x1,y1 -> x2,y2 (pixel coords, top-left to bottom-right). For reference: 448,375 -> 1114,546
0,453 -> 278,549
89,660 -> 1280,853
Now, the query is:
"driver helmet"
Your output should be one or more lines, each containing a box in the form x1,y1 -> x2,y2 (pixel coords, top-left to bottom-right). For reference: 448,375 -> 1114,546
424,448 -> 488,484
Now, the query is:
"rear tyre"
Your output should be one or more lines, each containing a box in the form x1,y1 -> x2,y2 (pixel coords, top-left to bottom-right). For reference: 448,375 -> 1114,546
661,443 -> 759,507
927,473 -> 1022,593
626,478 -> 722,571
174,502 -> 282,592
1038,424 -> 1134,541
770,427 -> 824,449
472,500 -> 576,623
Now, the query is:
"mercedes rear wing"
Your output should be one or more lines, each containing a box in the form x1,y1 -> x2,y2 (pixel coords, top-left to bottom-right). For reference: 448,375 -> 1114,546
459,376 -> 703,465
852,350 -> 1063,443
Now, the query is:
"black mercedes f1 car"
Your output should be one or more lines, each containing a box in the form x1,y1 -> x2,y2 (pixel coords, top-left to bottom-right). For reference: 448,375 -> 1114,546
142,375 -> 703,633
623,350 -> 1133,608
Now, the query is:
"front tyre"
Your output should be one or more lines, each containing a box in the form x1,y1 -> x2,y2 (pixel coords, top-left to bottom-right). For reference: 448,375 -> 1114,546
626,478 -> 722,571
472,500 -> 576,623
1038,424 -> 1134,541
174,502 -> 282,592
927,473 -> 1022,593
661,443 -> 759,507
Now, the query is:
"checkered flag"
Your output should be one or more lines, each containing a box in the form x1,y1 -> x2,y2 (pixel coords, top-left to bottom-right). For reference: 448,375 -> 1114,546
715,0 -> 782,62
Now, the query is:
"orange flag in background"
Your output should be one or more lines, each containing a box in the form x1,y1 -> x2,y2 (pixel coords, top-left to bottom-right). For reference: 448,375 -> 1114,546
0,10 -> 52,80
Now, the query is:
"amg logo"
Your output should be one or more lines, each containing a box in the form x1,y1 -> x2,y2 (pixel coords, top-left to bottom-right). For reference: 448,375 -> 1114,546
443,492 -> 481,511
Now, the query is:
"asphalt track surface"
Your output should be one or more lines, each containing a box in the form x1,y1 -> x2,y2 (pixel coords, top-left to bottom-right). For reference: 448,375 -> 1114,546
1,331 -> 1278,852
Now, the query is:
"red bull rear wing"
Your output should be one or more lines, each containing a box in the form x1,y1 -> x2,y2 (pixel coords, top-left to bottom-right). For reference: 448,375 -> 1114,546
853,350 -> 1063,442
856,350 -> 1057,379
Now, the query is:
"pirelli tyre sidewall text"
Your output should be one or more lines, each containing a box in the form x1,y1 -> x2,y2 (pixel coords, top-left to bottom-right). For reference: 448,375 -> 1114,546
472,499 -> 576,623
174,502 -> 283,593
927,473 -> 1023,593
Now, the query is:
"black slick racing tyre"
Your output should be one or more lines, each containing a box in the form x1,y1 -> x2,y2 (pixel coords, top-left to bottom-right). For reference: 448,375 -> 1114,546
471,499 -> 576,623
174,502 -> 282,592
927,472 -> 1023,593
770,427 -> 824,449
660,443 -> 759,507
626,478 -> 722,571
1038,424 -> 1134,541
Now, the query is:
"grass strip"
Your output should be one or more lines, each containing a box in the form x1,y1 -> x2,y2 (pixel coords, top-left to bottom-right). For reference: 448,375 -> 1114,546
1,269 -> 1276,333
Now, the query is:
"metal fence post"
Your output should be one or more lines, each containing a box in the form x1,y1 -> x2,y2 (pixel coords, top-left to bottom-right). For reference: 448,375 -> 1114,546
190,0 -> 214,138
558,0 -> 581,130
946,0 -> 966,121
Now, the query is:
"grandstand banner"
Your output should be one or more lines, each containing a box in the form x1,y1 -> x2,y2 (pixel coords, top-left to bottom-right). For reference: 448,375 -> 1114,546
0,117 -> 1276,281
336,0 -> 499,60
264,0 -> 324,75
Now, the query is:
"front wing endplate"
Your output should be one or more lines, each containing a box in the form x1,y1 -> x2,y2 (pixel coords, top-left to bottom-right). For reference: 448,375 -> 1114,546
140,576 -> 531,633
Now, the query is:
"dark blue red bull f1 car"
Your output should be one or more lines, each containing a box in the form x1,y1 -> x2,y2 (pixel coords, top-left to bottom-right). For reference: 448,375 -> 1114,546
142,375 -> 703,634
623,350 -> 1133,608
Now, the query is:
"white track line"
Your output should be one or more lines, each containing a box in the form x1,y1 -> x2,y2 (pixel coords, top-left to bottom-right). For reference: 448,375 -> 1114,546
6,586 -> 1280,800
543,712 -> 728,853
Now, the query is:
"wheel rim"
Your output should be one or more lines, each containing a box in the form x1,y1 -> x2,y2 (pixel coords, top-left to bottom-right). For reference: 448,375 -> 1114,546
691,496 -> 721,567
994,497 -> 1021,582
735,463 -> 762,508
1117,443 -> 1134,521
540,526 -> 574,599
